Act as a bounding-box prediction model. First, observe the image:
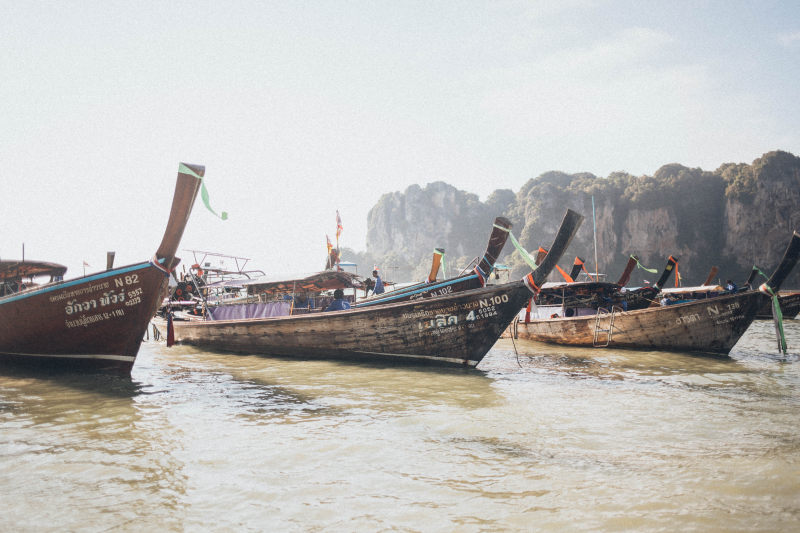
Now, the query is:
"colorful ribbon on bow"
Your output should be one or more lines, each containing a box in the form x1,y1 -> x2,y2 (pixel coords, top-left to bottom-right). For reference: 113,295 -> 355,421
179,162 -> 228,220
760,283 -> 788,354
495,224 -> 539,271
632,255 -> 658,273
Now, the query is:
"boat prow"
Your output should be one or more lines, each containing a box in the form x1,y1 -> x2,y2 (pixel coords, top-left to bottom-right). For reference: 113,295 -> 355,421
0,163 -> 204,374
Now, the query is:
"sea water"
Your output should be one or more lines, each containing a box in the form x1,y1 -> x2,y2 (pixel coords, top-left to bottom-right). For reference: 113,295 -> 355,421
1,320 -> 799,531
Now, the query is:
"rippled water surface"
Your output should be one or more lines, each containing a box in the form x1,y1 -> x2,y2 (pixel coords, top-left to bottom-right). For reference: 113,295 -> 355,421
2,320 -> 799,532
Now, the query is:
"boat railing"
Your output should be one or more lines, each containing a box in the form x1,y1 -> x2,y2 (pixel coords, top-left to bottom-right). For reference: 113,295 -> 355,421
456,256 -> 480,276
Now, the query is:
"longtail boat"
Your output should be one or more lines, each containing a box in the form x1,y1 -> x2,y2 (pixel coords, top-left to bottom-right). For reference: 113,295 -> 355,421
1,261 -> 67,297
651,264 -> 800,320
354,217 -> 514,307
509,232 -> 800,355
155,210 -> 584,367
0,163 -> 204,373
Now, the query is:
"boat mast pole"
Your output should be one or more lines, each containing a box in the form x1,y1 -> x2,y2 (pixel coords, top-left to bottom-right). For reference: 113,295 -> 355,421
592,196 -> 599,280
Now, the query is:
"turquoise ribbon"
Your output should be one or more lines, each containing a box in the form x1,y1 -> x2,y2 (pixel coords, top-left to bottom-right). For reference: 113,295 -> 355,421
760,283 -> 788,354
633,255 -> 658,274
754,266 -> 769,281
496,224 -> 539,271
179,163 -> 228,220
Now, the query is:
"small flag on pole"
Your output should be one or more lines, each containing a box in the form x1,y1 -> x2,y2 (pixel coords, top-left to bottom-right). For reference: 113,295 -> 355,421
336,211 -> 343,239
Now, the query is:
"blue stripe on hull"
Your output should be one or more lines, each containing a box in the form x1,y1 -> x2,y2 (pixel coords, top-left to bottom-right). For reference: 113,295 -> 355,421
356,274 -> 479,307
0,261 -> 158,306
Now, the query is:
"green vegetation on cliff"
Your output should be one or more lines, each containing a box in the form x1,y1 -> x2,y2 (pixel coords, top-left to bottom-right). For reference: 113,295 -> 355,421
348,151 -> 800,287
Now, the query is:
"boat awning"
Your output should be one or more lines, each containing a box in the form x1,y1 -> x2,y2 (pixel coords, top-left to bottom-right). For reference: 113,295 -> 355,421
203,278 -> 250,289
539,281 -> 620,293
0,260 -> 68,281
244,270 -> 364,295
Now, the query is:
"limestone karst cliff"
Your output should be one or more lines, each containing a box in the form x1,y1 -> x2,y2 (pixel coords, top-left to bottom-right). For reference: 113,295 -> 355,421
347,151 -> 800,287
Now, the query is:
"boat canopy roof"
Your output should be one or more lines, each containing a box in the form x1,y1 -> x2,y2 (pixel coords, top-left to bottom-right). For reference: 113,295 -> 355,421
203,278 -> 251,289
0,260 -> 67,281
244,270 -> 364,295
540,280 -> 619,292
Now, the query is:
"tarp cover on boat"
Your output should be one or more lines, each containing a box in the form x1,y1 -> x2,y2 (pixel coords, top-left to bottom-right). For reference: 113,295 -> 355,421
208,301 -> 292,320
244,270 -> 364,295
538,281 -> 621,295
660,285 -> 724,295
0,260 -> 67,280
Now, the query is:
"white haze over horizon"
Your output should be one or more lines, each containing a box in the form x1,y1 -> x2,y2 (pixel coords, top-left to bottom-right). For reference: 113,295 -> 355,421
2,1 -> 799,279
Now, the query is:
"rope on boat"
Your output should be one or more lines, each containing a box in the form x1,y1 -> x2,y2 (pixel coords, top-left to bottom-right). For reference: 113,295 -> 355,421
149,254 -> 173,277
509,315 -> 522,368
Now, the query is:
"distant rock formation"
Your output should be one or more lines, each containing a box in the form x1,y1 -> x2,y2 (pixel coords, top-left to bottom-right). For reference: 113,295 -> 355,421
347,150 -> 800,287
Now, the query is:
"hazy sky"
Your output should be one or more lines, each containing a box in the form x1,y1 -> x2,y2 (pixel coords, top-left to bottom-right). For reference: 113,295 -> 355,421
2,1 -> 799,278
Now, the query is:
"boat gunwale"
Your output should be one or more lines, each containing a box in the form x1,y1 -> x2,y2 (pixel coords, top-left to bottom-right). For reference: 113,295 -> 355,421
0,259 -> 166,306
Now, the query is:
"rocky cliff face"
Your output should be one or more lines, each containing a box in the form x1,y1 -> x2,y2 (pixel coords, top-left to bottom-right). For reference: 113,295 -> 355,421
364,182 -> 511,280
356,151 -> 800,287
721,151 -> 800,278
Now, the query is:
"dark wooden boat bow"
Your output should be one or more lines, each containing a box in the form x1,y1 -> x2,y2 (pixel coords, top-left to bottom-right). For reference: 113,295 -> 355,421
355,216 -> 514,307
0,163 -> 204,374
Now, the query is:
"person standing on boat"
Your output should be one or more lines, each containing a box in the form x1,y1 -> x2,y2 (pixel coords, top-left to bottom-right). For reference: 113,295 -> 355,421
725,279 -> 738,292
372,269 -> 385,296
325,288 -> 351,311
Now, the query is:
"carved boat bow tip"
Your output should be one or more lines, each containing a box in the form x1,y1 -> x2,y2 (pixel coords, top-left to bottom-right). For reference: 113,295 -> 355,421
155,163 -> 205,267
525,209 -> 584,293
761,231 -> 800,293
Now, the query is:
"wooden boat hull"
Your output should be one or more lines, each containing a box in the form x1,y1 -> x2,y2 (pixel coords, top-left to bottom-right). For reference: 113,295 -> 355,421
755,292 -> 800,320
0,162 -> 203,374
0,264 -> 170,372
158,281 -> 534,367
511,291 -> 768,355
